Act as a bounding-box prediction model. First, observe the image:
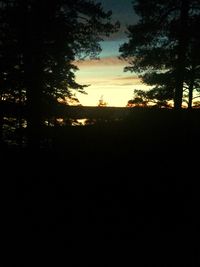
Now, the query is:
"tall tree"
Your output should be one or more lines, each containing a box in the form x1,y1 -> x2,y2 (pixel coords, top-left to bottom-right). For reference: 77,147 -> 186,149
0,0 -> 26,144
120,0 -> 200,109
184,12 -> 200,108
0,0 -> 119,147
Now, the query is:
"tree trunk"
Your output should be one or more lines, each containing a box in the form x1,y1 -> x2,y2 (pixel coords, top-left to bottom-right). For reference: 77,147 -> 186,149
0,112 -> 3,145
188,70 -> 195,109
188,84 -> 193,109
174,0 -> 189,110
25,52 -> 44,150
21,1 -> 44,150
0,93 -> 4,145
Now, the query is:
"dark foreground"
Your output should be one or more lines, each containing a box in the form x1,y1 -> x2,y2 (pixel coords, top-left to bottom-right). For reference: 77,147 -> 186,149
1,110 -> 200,266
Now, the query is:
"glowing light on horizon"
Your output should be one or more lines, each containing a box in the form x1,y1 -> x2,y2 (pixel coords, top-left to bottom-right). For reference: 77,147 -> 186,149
74,56 -> 150,107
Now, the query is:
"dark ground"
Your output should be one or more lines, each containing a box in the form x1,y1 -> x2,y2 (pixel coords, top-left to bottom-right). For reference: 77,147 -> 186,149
1,110 -> 200,265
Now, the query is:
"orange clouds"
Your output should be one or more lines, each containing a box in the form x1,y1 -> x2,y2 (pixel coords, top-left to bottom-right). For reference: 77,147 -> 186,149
74,56 -> 128,68
113,75 -> 142,86
73,55 -> 149,106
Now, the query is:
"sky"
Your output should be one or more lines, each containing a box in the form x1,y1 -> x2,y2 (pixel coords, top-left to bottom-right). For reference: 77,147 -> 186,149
74,0 -> 149,107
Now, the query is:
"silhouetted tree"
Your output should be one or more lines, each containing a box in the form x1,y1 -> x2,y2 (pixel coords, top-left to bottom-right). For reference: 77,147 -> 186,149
98,95 -> 108,107
0,0 -> 26,145
0,0 -> 119,147
120,0 -> 200,110
126,88 -> 172,108
184,13 -> 200,108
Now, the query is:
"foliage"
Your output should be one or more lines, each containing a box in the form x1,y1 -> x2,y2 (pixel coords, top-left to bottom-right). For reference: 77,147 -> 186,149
0,0 -> 119,145
120,0 -> 200,109
126,88 -> 172,108
0,0 -> 119,101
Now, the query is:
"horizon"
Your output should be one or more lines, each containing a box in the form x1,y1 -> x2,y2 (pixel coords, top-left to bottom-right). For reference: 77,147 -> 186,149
74,55 -> 151,107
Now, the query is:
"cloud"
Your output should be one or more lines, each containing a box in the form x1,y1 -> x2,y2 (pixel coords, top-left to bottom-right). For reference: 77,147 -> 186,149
75,59 -> 142,88
77,76 -> 141,88
74,56 -> 128,68
113,75 -> 142,85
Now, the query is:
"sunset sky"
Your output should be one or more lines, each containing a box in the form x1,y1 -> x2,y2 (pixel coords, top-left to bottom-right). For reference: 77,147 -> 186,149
74,0 -> 150,107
